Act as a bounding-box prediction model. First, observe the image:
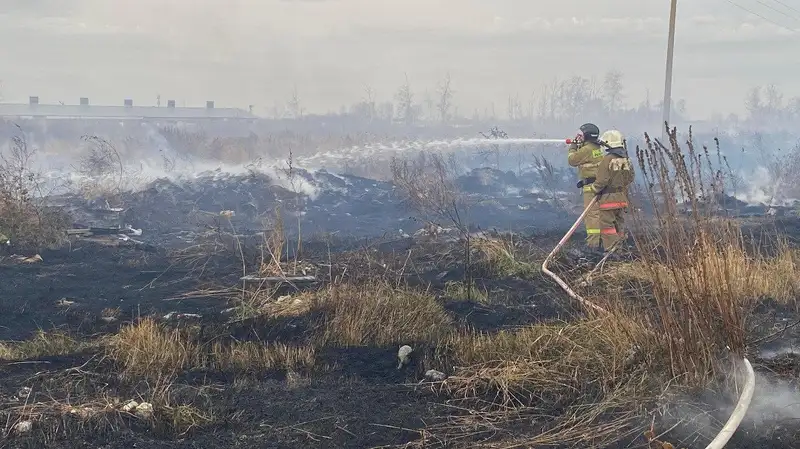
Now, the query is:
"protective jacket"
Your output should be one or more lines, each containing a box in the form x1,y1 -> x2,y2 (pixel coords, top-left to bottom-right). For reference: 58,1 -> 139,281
567,141 -> 605,181
589,146 -> 635,210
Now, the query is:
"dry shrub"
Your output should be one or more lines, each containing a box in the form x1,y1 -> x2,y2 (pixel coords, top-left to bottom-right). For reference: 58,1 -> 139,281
390,150 -> 468,231
259,206 -> 286,276
630,127 -> 771,383
0,133 -> 70,249
107,317 -> 315,381
313,282 -> 453,347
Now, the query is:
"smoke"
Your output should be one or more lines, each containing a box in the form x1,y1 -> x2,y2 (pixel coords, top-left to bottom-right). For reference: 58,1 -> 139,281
666,359 -> 800,446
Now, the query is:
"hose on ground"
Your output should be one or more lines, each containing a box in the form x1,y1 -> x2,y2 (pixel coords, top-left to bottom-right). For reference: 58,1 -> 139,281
540,197 -> 755,448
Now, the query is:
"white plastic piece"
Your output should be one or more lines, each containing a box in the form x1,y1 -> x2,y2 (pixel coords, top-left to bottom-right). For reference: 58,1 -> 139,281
704,357 -> 755,449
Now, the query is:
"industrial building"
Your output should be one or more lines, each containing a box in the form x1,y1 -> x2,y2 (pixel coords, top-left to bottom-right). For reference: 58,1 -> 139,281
0,96 -> 257,121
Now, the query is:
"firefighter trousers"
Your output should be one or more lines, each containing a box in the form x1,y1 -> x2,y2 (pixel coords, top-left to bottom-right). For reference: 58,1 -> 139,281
582,187 -> 601,249
598,207 -> 626,250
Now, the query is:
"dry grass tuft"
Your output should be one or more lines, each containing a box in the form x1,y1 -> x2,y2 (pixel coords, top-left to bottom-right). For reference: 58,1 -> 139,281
472,236 -> 538,278
603,240 -> 799,304
444,280 -> 489,303
418,315 -> 658,448
437,316 -> 656,406
313,282 -> 454,347
108,317 -> 316,381
0,330 -> 88,361
210,341 -> 316,374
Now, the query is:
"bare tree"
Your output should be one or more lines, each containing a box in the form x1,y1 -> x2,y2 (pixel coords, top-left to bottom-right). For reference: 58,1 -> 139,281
765,84 -> 783,118
602,70 -> 625,113
436,72 -> 454,123
363,84 -> 377,121
395,73 -> 417,125
745,87 -> 762,119
287,85 -> 304,119
506,94 -> 523,121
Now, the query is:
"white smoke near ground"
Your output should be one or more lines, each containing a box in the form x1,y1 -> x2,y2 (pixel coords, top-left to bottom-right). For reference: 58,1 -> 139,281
665,363 -> 800,446
13,131 -> 796,213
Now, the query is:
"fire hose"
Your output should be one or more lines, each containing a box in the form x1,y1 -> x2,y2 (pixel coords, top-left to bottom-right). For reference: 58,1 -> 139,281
541,197 -> 755,448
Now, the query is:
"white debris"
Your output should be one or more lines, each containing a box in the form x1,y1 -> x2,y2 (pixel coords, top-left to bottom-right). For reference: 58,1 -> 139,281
124,224 -> 143,236
56,298 -> 76,307
135,402 -> 154,419
13,420 -> 33,434
121,400 -> 139,413
162,312 -> 202,320
424,369 -> 447,381
17,387 -> 32,398
397,345 -> 413,369
69,407 -> 92,418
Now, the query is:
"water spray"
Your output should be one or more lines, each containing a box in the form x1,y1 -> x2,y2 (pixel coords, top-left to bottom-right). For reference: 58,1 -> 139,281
418,137 -> 575,149
541,199 -> 755,448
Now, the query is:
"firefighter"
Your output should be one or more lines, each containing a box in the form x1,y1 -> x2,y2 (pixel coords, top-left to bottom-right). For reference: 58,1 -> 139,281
567,123 -> 605,255
587,129 -> 635,253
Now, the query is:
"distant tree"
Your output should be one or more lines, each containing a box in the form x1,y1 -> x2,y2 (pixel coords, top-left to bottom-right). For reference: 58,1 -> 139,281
764,84 -> 783,116
395,73 -> 417,125
363,84 -> 377,121
744,87 -> 762,118
602,70 -> 625,112
287,85 -> 304,119
506,94 -> 523,121
436,72 -> 454,123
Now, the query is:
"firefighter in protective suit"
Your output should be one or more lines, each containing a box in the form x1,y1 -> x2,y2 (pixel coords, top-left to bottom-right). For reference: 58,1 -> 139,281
587,129 -> 635,252
567,123 -> 605,254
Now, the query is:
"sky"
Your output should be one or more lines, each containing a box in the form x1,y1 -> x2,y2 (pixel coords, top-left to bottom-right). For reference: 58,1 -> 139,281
1,0 -> 798,119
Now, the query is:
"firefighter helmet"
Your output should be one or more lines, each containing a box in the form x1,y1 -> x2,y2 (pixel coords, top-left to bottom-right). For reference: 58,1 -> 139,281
579,123 -> 600,141
600,130 -> 625,149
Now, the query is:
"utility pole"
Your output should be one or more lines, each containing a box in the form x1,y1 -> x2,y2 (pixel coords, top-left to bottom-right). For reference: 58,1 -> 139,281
662,0 -> 678,142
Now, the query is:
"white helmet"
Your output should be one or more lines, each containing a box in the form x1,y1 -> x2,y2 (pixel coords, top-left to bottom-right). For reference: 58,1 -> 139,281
600,130 -> 625,149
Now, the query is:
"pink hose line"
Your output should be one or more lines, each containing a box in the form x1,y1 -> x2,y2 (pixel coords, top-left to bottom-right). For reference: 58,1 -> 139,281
540,197 -> 755,448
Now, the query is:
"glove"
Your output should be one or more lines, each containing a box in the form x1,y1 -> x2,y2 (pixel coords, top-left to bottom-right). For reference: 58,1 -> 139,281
576,180 -> 584,189
574,133 -> 584,144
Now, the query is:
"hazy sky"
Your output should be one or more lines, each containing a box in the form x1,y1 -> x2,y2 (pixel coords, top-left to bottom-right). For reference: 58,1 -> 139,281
1,0 -> 798,118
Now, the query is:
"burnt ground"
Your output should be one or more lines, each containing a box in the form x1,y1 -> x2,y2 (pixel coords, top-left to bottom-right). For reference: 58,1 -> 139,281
0,231 -> 799,449
0,232 -> 579,449
1,169 -> 800,448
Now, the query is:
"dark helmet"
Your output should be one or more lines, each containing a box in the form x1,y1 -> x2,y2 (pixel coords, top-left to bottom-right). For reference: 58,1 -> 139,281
579,123 -> 600,141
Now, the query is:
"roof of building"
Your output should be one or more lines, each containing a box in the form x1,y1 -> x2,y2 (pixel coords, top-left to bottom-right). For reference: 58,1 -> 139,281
0,103 -> 257,120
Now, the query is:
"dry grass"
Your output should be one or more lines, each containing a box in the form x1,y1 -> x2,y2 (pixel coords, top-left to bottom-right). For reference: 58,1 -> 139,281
313,282 -> 454,347
0,330 -> 89,361
472,236 -> 538,278
3,393 -> 214,438
107,317 -> 316,381
416,315 -> 659,448
602,240 -> 799,303
444,280 -> 489,303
